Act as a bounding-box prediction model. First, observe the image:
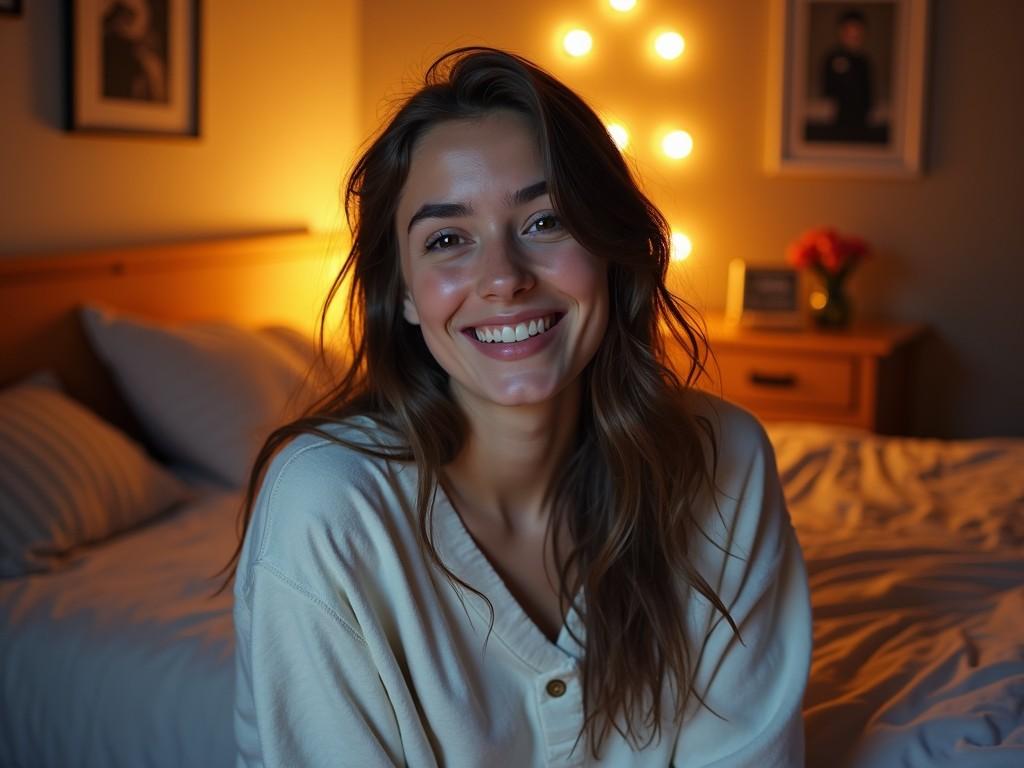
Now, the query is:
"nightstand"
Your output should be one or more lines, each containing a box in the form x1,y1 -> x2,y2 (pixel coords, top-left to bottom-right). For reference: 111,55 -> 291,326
700,315 -> 926,434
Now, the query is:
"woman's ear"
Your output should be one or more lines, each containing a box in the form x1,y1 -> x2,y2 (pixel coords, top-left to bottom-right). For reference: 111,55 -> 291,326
402,293 -> 420,325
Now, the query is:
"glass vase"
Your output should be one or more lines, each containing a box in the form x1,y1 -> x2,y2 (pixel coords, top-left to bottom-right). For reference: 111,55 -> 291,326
814,276 -> 852,329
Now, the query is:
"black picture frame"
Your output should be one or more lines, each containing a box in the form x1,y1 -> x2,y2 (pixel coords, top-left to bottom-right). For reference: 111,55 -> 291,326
64,0 -> 201,137
0,0 -> 23,16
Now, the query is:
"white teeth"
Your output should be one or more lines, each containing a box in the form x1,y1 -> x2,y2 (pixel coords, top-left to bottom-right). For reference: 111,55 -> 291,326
473,314 -> 558,344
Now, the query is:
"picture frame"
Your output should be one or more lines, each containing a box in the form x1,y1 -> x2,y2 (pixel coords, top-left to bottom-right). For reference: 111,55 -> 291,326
0,0 -> 23,16
725,260 -> 807,330
64,0 -> 200,137
765,0 -> 930,177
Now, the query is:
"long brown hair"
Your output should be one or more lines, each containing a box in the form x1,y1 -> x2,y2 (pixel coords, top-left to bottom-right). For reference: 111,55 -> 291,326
220,46 -> 735,759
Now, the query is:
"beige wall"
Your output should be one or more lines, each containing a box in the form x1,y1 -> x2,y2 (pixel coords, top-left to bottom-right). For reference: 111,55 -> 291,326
0,0 -> 361,253
1,1 -> 1021,437
359,0 -> 1024,438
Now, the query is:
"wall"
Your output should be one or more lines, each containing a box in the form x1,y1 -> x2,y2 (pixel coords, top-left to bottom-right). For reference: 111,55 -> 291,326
358,0 -> 1024,438
1,1 -> 1021,438
0,0 -> 362,253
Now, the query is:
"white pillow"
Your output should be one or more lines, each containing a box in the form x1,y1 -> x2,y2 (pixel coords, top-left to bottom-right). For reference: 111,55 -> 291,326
80,305 -> 316,487
0,379 -> 191,577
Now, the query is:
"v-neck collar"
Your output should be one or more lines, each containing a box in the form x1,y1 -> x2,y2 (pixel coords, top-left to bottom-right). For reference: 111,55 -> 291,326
422,472 -> 586,673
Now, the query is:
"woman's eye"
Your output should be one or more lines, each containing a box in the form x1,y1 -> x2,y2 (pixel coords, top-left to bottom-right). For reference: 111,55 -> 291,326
525,213 -> 563,236
425,232 -> 464,251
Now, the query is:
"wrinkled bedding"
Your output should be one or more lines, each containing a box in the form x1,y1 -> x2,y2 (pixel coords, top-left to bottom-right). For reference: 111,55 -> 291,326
1,424 -> 1021,768
770,423 -> 1024,767
0,491 -> 238,768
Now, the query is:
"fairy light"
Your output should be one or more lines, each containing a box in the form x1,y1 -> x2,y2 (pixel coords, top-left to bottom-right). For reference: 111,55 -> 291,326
662,129 -> 693,159
609,0 -> 637,11
563,29 -> 593,57
809,291 -> 827,310
654,31 -> 685,60
606,122 -> 630,149
670,232 -> 692,261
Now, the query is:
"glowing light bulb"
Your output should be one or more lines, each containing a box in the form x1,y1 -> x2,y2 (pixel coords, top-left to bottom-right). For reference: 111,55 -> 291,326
655,31 -> 686,60
609,0 -> 637,11
606,123 -> 630,149
809,290 -> 827,310
662,129 -> 693,159
563,29 -> 593,57
670,232 -> 692,262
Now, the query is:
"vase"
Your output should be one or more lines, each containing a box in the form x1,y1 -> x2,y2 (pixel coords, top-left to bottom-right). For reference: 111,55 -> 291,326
814,276 -> 852,329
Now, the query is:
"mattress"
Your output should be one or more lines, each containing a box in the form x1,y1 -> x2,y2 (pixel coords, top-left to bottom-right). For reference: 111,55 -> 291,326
0,490 -> 239,768
1,423 -> 1022,767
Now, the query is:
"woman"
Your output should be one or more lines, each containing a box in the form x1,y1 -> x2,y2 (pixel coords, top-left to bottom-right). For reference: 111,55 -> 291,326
227,47 -> 811,767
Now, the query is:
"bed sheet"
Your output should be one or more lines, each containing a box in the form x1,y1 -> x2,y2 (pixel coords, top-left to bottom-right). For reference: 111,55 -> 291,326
769,423 -> 1024,768
0,490 -> 239,768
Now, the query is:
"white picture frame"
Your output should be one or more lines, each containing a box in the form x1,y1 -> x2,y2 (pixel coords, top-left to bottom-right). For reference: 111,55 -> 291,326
765,0 -> 930,177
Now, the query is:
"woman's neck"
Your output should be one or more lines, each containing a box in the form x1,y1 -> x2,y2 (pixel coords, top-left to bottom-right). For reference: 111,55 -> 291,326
443,382 -> 581,534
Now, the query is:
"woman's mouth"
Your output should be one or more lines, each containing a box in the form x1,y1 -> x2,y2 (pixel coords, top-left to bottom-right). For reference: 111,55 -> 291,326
468,313 -> 563,344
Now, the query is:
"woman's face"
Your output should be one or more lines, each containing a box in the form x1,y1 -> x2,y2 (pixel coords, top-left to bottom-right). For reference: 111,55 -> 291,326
396,110 -> 609,409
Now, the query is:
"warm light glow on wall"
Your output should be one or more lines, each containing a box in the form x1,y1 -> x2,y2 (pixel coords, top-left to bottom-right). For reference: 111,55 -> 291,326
606,122 -> 630,149
662,129 -> 693,159
609,0 -> 637,11
671,232 -> 692,261
654,31 -> 685,60
563,29 -> 593,57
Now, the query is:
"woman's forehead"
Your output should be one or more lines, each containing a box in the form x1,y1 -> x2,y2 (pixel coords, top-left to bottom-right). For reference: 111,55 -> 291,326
400,113 -> 545,205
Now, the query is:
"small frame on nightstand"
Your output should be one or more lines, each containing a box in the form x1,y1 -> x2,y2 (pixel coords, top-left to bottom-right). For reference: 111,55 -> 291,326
725,259 -> 807,330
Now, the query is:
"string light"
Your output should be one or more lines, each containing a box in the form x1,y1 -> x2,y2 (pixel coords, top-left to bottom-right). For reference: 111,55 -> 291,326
562,29 -> 593,57
662,129 -> 693,159
671,232 -> 693,261
609,0 -> 637,11
606,123 -> 630,149
654,31 -> 685,60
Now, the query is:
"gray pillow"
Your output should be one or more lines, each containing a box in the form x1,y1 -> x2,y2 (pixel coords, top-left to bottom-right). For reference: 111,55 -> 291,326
80,305 -> 316,487
0,379 -> 191,577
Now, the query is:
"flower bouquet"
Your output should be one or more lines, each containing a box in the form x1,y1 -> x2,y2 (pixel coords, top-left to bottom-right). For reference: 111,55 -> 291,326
786,227 -> 870,328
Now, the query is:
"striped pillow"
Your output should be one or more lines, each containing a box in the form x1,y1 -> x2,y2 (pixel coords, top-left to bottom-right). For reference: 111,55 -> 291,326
81,305 -> 315,488
0,381 -> 190,577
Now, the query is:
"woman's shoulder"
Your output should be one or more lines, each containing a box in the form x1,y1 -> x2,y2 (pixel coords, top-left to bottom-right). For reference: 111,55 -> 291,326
237,415 -> 413,590
681,391 -> 790,577
680,389 -> 774,470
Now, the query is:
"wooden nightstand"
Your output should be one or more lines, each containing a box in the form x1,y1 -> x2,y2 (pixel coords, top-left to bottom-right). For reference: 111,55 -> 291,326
700,315 -> 926,434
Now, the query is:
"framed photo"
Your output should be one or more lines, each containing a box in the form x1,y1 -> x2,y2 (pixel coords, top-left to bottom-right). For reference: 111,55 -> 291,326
1,0 -> 23,16
65,0 -> 200,136
725,260 -> 807,330
765,0 -> 929,177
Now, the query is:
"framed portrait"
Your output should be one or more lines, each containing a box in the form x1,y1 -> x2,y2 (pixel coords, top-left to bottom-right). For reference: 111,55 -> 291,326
1,0 -> 23,16
765,0 -> 930,177
64,0 -> 200,136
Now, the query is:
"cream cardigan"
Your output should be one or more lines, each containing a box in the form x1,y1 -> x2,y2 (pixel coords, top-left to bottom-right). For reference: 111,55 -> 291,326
233,396 -> 811,767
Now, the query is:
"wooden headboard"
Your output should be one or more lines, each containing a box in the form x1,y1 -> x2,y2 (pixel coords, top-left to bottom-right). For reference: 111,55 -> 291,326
0,230 -> 345,435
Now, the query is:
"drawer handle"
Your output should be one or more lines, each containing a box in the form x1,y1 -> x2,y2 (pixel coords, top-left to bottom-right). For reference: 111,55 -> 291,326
749,371 -> 798,388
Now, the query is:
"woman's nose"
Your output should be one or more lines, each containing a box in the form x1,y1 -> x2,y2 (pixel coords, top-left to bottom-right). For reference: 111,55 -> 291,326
476,237 -> 536,300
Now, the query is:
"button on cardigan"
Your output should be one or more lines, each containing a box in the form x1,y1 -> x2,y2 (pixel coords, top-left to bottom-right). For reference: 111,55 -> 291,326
233,395 -> 812,767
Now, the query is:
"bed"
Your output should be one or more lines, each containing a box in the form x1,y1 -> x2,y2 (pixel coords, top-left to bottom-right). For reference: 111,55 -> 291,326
1,233 -> 1022,768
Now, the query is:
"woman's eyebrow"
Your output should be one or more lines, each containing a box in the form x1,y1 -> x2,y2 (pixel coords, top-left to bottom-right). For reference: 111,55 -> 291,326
406,181 -> 548,234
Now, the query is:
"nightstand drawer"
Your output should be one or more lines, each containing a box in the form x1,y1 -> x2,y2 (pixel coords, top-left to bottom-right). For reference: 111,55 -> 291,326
714,350 -> 855,410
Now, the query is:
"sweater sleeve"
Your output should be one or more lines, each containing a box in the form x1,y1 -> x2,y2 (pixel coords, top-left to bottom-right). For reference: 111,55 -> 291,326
234,563 -> 404,768
232,433 -> 406,768
671,405 -> 812,768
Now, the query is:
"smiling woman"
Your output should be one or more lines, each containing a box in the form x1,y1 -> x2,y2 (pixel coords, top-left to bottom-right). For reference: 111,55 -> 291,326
222,47 -> 811,767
